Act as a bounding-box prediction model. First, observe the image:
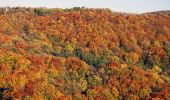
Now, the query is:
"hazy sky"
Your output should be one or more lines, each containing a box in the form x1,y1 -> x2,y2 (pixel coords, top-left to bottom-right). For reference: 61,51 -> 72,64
0,0 -> 170,13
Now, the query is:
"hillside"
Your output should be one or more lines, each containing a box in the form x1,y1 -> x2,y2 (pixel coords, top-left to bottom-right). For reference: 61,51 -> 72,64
0,7 -> 170,99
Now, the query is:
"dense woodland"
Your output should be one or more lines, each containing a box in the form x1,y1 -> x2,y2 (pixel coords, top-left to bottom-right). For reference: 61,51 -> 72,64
0,7 -> 170,99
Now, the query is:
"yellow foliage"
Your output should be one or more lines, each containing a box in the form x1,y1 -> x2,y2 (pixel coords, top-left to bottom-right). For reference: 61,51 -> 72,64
80,78 -> 88,91
48,66 -> 59,78
139,87 -> 152,98
120,64 -> 128,69
33,93 -> 44,100
111,87 -> 119,98
154,41 -> 161,48
18,75 -> 28,88
151,66 -> 162,73
16,57 -> 31,70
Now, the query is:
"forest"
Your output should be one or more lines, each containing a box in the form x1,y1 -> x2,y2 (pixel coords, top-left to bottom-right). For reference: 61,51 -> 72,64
0,7 -> 170,99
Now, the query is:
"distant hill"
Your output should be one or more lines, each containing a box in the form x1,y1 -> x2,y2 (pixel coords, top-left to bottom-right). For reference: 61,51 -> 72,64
143,10 -> 170,14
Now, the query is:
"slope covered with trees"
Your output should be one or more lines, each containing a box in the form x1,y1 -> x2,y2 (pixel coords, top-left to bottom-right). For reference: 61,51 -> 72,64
0,7 -> 170,99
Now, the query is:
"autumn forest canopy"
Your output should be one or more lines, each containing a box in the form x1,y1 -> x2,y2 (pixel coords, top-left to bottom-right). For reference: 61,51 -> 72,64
0,7 -> 170,99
